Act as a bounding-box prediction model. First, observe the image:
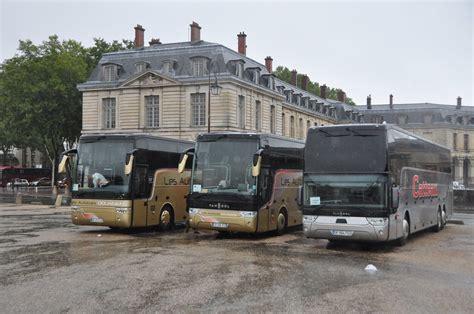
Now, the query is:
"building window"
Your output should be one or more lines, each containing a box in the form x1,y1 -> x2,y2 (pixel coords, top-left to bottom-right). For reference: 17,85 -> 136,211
145,96 -> 159,128
299,118 -> 304,139
238,95 -> 245,128
191,93 -> 206,126
290,116 -> 295,138
103,65 -> 117,81
162,60 -> 175,74
307,120 -> 311,131
270,105 -> 276,134
453,133 -> 457,151
314,122 -> 318,127
192,59 -> 207,76
102,98 -> 116,129
135,62 -> 146,74
255,101 -> 261,131
464,134 -> 469,152
282,113 -> 286,136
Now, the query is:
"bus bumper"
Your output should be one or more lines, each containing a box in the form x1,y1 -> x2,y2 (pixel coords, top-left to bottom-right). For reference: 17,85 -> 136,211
70,199 -> 132,228
303,215 -> 389,242
188,208 -> 257,233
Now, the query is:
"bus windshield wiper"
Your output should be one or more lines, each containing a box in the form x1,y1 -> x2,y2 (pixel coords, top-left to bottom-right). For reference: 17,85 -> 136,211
346,128 -> 377,137
318,129 -> 348,137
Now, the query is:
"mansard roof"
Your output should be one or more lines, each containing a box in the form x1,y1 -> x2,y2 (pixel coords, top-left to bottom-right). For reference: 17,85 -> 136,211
78,39 -> 348,122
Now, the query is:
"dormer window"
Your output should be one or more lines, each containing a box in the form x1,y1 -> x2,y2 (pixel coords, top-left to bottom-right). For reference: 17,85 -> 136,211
190,57 -> 209,77
228,60 -> 245,78
103,64 -> 118,81
162,59 -> 177,74
135,61 -> 150,74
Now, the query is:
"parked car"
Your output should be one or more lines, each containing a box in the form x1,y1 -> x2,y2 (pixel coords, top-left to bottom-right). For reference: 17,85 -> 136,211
30,177 -> 52,187
7,178 -> 30,188
453,181 -> 465,190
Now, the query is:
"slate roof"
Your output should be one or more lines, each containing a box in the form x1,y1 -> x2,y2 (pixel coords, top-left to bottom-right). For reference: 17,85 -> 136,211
78,40 -> 361,122
357,103 -> 474,125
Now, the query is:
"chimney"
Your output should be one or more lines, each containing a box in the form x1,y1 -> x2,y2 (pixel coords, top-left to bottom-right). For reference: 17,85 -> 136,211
301,75 -> 308,91
265,56 -> 273,73
367,95 -> 372,109
456,96 -> 462,109
389,94 -> 393,109
291,70 -> 297,86
190,21 -> 201,42
149,38 -> 161,46
337,90 -> 346,102
238,32 -> 247,55
134,24 -> 145,48
320,84 -> 327,99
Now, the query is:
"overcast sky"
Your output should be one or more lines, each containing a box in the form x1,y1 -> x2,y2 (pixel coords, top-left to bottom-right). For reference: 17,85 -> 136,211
1,0 -> 473,106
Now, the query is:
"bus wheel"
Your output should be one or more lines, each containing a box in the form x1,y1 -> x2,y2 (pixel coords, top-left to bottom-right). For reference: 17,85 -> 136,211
159,206 -> 174,231
433,209 -> 442,233
397,217 -> 410,246
441,209 -> 447,229
276,210 -> 287,236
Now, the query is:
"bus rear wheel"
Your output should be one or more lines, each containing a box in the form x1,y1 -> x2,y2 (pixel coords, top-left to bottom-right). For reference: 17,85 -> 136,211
441,210 -> 447,229
276,210 -> 287,236
159,206 -> 174,231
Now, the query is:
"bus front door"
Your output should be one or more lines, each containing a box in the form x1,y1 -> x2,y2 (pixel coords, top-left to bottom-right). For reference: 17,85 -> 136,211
132,165 -> 149,227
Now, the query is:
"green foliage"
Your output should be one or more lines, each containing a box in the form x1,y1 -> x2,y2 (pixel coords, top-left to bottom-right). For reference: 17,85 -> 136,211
0,35 -> 131,177
273,66 -> 356,106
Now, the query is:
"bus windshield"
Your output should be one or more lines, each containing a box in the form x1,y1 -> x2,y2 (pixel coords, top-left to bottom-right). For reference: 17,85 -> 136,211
73,140 -> 134,199
304,174 -> 387,209
192,138 -> 259,195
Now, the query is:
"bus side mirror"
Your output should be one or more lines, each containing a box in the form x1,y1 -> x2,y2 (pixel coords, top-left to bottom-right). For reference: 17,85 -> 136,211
178,154 -> 188,174
58,149 -> 77,174
252,156 -> 262,177
178,148 -> 194,174
297,186 -> 303,207
58,155 -> 69,174
125,155 -> 134,176
391,186 -> 400,212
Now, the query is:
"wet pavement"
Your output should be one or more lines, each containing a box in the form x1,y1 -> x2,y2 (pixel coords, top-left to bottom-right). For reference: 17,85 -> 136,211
0,204 -> 473,313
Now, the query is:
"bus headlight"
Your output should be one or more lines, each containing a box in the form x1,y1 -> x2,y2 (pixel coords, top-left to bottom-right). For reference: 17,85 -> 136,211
367,218 -> 388,226
239,211 -> 257,218
303,215 -> 318,223
116,207 -> 131,214
189,208 -> 200,215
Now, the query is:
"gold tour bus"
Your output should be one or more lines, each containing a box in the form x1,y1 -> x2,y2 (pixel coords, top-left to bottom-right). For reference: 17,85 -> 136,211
59,134 -> 193,230
302,124 -> 452,245
179,132 -> 304,235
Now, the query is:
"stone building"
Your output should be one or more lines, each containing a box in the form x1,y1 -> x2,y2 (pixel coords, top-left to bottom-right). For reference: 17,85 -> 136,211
359,96 -> 474,187
78,23 -> 360,142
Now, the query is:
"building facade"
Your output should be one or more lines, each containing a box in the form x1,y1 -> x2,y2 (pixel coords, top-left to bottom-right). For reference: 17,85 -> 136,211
78,23 -> 360,142
359,96 -> 474,187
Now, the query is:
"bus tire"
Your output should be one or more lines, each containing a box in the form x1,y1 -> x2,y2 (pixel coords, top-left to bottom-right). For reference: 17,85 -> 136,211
433,209 -> 442,233
276,209 -> 287,236
441,208 -> 447,229
159,205 -> 174,231
397,216 -> 410,246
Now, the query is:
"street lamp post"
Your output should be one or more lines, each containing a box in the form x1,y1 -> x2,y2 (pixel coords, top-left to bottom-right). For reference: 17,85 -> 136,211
207,72 -> 222,133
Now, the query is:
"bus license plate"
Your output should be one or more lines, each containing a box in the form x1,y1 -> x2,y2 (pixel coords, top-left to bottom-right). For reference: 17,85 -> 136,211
331,230 -> 353,236
211,222 -> 229,229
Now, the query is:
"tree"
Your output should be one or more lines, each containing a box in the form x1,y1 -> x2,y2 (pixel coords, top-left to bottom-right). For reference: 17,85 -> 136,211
0,35 -> 133,184
1,36 -> 89,186
273,66 -> 356,105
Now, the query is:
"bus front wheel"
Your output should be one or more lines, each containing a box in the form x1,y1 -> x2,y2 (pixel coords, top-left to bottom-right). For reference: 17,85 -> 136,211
397,217 -> 410,246
276,210 -> 287,236
433,209 -> 442,233
159,205 -> 174,231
